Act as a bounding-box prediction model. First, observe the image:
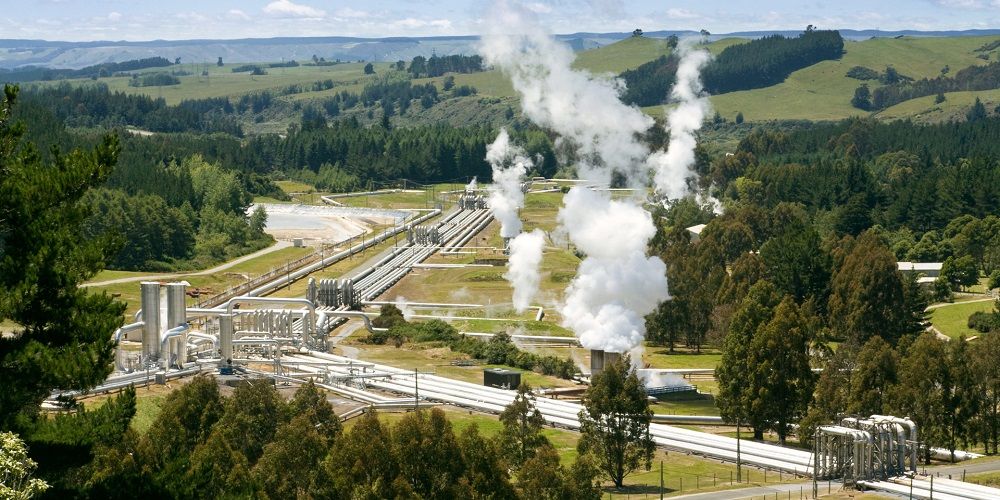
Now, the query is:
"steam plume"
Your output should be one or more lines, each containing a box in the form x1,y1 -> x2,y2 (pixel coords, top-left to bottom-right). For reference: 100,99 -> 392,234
558,188 -> 669,352
394,296 -> 414,321
648,42 -> 712,199
479,0 -> 653,185
504,229 -> 546,312
486,128 -> 532,238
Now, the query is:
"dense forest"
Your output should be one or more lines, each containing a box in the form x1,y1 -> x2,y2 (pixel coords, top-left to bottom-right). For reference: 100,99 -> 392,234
620,29 -> 843,106
702,29 -> 844,94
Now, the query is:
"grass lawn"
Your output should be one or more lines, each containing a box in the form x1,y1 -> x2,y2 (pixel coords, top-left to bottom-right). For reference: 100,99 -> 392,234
87,245 -> 313,318
644,347 -> 722,369
929,299 -> 996,339
968,470 -> 1000,487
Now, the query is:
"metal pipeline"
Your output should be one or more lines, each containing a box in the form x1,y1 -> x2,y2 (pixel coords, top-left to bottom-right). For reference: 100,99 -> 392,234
113,322 -> 145,372
159,324 -> 189,371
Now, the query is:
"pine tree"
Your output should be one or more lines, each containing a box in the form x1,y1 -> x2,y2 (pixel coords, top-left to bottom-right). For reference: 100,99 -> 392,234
0,85 -> 125,429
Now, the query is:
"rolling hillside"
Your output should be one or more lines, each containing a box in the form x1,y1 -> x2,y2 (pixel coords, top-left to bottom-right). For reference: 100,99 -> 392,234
708,35 -> 998,122
18,33 -> 1000,128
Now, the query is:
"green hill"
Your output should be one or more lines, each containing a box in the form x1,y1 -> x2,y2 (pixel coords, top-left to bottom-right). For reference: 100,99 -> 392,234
571,36 -> 672,74
708,35 -> 997,122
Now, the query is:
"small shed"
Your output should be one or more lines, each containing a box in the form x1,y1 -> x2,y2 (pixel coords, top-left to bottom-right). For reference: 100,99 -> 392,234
484,368 -> 521,389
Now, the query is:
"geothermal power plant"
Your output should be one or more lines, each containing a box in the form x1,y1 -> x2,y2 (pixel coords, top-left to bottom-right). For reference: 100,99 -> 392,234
58,191 -> 1000,500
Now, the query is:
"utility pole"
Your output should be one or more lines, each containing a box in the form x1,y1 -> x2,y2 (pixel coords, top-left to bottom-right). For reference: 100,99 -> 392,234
659,460 -> 664,499
737,415 -> 742,482
414,368 -> 419,410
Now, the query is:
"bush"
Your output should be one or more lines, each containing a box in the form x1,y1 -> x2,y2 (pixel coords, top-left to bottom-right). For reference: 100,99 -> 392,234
846,66 -> 880,81
968,311 -> 999,333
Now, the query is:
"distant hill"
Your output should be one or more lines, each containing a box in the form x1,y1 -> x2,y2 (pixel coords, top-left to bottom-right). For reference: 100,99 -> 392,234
5,29 -> 1000,70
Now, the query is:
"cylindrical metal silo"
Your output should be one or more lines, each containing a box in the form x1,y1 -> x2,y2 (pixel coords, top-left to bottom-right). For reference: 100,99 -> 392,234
140,282 -> 161,360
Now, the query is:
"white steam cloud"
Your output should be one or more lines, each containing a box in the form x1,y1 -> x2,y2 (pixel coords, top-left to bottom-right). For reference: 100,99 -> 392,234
486,128 -> 532,238
480,1 -> 709,354
394,296 -> 414,321
505,229 -> 546,312
648,42 -> 712,199
558,188 -> 669,352
465,176 -> 478,192
479,0 -> 653,185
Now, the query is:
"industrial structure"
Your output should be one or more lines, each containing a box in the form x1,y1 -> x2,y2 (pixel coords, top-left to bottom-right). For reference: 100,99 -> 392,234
69,198 -> 1000,500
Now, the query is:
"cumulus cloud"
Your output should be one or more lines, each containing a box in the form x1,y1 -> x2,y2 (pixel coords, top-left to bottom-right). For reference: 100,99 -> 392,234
263,0 -> 325,19
107,11 -> 122,22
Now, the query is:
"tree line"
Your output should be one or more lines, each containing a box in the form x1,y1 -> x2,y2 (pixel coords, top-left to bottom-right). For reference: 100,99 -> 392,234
0,57 -> 174,82
853,59 -> 1000,110
10,361 -> 666,497
406,54 -> 484,78
620,29 -> 843,106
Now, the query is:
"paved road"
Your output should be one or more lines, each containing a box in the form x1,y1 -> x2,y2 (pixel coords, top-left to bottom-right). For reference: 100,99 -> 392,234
925,296 -> 995,311
670,480 -> 842,500
82,240 -> 293,287
924,457 -> 1000,477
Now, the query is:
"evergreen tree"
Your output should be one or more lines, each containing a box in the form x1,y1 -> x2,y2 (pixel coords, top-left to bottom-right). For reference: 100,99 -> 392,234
496,383 -> 549,473
456,424 -> 517,499
746,297 -> 815,443
972,332 -> 1000,454
847,337 -> 898,416
392,409 -> 466,498
828,231 -> 910,345
968,97 -> 988,122
894,333 -> 948,463
577,355 -> 655,488
851,84 -> 872,110
717,281 -> 781,439
0,85 -> 125,429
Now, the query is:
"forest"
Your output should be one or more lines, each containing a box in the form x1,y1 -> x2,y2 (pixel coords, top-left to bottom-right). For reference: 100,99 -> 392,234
858,59 -> 1000,110
0,57 -> 175,82
620,29 -> 844,106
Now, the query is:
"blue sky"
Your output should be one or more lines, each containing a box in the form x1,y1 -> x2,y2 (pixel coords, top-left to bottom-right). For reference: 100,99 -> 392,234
5,0 -> 1000,41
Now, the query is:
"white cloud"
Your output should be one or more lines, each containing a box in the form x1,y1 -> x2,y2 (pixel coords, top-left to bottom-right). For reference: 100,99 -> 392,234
263,0 -> 325,19
107,11 -> 122,22
334,7 -> 370,19
226,9 -> 251,21
525,2 -> 553,14
666,8 -> 699,20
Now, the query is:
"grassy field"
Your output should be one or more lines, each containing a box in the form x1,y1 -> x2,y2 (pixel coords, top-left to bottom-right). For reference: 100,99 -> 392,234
710,35 -> 997,122
968,470 -> 1000,487
929,299 -> 997,339
87,245 -> 313,318
43,61 -> 393,106
878,88 -> 1000,122
571,36 -> 673,74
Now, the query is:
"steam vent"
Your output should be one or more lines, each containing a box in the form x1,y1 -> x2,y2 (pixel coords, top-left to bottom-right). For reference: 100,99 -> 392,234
589,349 -> 621,378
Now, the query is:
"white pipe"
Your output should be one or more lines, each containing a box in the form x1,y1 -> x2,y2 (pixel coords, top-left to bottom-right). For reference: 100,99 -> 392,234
113,322 -> 145,372
159,324 -> 189,371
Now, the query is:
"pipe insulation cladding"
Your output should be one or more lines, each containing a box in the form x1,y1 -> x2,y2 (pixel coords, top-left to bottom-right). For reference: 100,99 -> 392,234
140,281 -> 160,359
